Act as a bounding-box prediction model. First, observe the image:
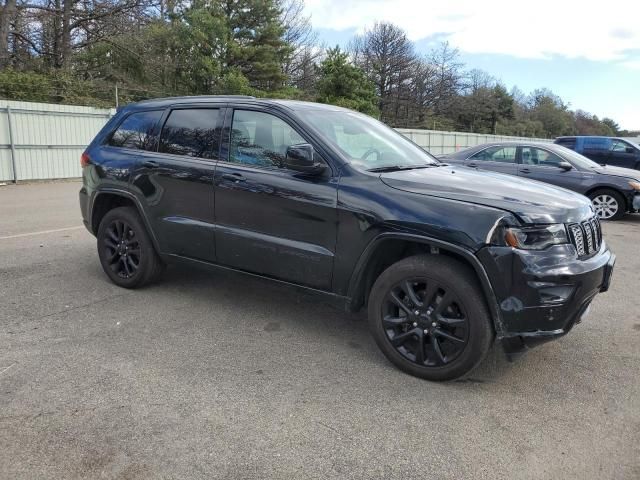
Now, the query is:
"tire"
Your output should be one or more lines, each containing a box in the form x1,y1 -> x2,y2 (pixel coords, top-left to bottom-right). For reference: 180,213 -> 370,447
589,189 -> 625,221
368,254 -> 494,381
97,206 -> 164,288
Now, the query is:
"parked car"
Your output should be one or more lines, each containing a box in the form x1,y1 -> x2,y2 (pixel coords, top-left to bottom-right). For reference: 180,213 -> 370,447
554,136 -> 640,170
440,142 -> 640,220
79,96 -> 615,381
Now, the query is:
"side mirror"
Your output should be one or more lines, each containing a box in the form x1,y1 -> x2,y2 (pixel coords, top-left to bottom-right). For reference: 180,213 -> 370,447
558,161 -> 573,171
625,146 -> 635,154
285,144 -> 326,175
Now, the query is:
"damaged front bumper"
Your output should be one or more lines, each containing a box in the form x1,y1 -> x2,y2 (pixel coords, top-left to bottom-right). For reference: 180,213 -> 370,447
477,242 -> 615,355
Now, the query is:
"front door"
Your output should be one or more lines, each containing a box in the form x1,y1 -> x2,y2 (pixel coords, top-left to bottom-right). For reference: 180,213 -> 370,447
517,146 -> 586,192
608,139 -> 639,169
213,108 -> 338,290
131,106 -> 223,262
465,145 -> 518,176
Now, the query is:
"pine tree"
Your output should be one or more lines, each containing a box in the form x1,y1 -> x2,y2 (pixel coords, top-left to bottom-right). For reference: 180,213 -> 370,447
316,47 -> 378,116
222,0 -> 292,91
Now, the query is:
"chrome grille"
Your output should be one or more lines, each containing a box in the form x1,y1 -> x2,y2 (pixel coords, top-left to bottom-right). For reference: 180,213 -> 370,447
568,216 -> 602,257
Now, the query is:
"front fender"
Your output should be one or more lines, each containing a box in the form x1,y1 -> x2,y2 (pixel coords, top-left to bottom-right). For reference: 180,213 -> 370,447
345,232 -> 505,336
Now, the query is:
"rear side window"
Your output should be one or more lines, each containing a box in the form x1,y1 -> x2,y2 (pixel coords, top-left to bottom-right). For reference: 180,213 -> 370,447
470,146 -> 516,163
108,110 -> 162,150
159,108 -> 220,159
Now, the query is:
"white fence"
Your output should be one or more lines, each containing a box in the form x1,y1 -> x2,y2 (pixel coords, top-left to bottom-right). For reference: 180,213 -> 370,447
0,101 -> 115,182
0,101 -> 551,182
397,128 -> 550,155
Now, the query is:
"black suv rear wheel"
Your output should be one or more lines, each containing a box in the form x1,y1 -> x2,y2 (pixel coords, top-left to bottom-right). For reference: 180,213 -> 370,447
97,206 -> 164,288
368,255 -> 494,381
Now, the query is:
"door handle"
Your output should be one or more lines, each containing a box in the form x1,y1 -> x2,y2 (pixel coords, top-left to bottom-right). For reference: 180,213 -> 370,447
142,160 -> 159,168
468,162 -> 478,168
520,168 -> 531,174
221,173 -> 246,183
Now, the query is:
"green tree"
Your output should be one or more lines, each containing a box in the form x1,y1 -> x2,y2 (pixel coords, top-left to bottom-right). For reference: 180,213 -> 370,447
316,46 -> 378,116
222,0 -> 291,91
601,117 -> 620,135
528,89 -> 575,137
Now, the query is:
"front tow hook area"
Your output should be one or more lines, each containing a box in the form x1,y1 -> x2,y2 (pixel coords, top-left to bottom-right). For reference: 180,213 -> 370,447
601,254 -> 616,292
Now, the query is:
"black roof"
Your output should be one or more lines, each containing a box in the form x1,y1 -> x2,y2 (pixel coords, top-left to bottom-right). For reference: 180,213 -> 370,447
128,95 -> 349,113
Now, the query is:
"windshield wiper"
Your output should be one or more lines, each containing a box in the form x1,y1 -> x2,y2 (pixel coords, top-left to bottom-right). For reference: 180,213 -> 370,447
366,165 -> 436,173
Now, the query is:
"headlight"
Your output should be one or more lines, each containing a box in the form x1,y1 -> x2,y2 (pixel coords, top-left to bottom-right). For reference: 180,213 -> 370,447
503,224 -> 569,250
629,181 -> 640,191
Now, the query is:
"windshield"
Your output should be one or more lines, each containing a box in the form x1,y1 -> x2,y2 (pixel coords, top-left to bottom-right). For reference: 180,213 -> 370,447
303,110 -> 439,170
553,144 -> 603,169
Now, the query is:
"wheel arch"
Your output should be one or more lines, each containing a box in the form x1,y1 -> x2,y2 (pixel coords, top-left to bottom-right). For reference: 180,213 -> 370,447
346,233 -> 504,335
90,189 -> 162,253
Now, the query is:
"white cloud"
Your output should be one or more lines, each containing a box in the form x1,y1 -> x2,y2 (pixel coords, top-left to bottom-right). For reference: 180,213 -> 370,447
305,0 -> 640,64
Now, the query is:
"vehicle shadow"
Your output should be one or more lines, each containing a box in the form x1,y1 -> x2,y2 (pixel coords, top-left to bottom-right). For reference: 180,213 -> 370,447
147,261 -> 520,385
617,213 -> 640,224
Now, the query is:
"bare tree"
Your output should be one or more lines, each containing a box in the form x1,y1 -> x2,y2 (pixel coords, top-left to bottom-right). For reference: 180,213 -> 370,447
0,0 -> 18,68
349,22 -> 416,125
2,0 -> 154,71
427,41 -> 464,117
279,0 -> 321,90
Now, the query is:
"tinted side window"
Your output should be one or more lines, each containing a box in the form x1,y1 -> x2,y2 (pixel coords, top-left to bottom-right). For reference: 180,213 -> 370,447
159,109 -> 220,159
470,146 -> 516,163
610,140 -> 631,153
556,138 -> 576,149
229,110 -> 306,169
521,147 -> 563,166
109,110 -> 162,150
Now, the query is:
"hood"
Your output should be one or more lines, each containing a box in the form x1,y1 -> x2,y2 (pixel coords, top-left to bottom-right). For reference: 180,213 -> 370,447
591,164 -> 640,180
380,165 -> 593,224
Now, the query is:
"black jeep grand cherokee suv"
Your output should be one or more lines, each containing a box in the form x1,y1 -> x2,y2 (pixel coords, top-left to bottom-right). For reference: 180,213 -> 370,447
79,96 -> 615,381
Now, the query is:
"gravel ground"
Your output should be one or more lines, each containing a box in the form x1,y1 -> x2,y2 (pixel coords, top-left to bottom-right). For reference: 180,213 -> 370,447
0,180 -> 638,479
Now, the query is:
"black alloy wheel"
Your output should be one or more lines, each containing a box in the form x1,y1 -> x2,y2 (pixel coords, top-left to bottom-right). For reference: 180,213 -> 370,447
368,255 -> 493,381
382,278 -> 469,366
103,219 -> 141,279
97,206 -> 164,288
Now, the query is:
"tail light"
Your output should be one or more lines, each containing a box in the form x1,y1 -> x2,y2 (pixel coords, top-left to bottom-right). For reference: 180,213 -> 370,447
80,152 -> 91,167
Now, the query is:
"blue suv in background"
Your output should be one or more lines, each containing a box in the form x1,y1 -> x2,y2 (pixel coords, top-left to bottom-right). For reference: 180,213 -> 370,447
554,136 -> 640,170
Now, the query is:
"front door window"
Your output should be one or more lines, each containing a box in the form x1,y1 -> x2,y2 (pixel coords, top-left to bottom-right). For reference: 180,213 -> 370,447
229,110 -> 306,169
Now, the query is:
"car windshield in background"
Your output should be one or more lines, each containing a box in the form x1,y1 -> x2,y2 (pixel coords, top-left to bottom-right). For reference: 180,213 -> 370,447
303,110 -> 439,171
553,145 -> 603,169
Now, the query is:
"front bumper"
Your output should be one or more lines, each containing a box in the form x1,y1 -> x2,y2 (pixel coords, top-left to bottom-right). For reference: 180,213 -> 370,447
477,242 -> 615,354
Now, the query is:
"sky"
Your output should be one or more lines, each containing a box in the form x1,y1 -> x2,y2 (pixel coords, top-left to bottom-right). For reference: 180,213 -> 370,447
303,0 -> 640,131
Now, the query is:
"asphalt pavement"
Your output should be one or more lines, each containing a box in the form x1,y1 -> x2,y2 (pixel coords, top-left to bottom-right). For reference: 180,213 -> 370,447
0,180 -> 638,479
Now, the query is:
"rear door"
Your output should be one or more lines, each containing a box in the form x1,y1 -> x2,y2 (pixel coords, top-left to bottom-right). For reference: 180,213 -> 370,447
213,106 -> 338,290
130,105 -> 223,262
465,145 -> 518,176
517,146 -> 586,192
581,137 -> 610,165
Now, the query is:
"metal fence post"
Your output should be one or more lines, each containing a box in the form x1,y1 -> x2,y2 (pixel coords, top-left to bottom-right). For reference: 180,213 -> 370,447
6,106 -> 17,183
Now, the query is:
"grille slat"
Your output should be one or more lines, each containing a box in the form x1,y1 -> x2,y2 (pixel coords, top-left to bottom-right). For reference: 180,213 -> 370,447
568,216 -> 602,257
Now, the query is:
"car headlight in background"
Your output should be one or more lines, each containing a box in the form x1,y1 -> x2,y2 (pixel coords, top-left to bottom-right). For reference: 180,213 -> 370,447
628,181 -> 640,191
503,224 -> 569,250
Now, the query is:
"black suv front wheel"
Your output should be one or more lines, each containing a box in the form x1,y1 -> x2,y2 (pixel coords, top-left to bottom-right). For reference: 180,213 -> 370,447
97,206 -> 164,288
368,255 -> 494,381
